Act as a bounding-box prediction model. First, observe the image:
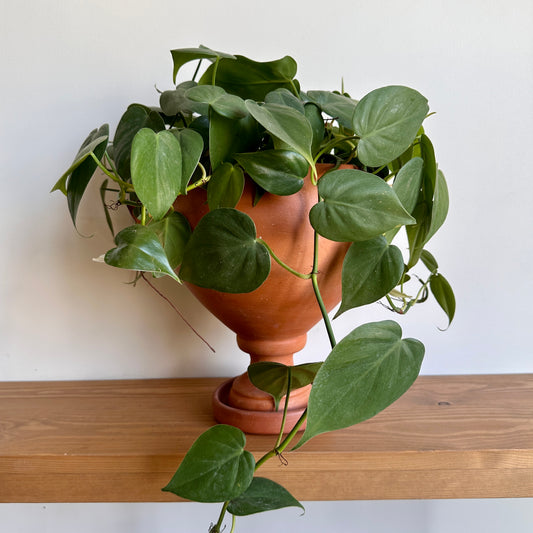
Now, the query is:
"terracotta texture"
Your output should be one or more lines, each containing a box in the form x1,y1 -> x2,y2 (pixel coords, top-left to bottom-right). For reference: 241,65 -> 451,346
175,164 -> 350,433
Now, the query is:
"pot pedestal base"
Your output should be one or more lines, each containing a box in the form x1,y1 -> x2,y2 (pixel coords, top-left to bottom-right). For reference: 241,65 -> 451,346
212,378 -> 308,435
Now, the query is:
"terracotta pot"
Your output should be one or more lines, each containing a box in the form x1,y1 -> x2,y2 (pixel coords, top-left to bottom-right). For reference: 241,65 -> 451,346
174,164 -> 350,434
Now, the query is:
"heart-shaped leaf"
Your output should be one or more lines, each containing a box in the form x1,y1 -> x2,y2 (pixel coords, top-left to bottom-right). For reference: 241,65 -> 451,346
384,157 -> 424,243
160,81 -> 198,116
199,54 -> 298,101
131,128 -> 183,220
335,236 -> 404,317
304,103 -> 326,156
163,425 -> 255,503
207,163 -> 245,209
171,128 -> 204,194
295,321 -> 424,448
248,362 -> 322,410
309,169 -> 415,242
406,167 -> 449,268
265,88 -> 305,114
180,208 -> 270,293
406,202 -> 432,268
245,101 -> 314,168
52,125 -> 109,227
353,86 -> 429,167
186,86 -> 248,119
234,149 -> 307,196
104,225 -> 179,281
392,157 -> 424,214
171,45 -> 236,83
418,133 -> 437,204
209,110 -> 260,171
306,90 -> 358,130
430,273 -> 455,328
113,104 -> 166,180
420,249 -> 438,274
426,170 -> 449,243
51,124 -> 109,195
228,477 -> 304,516
148,212 -> 191,270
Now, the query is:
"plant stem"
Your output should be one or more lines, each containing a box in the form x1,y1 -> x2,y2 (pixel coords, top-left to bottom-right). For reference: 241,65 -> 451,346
313,135 -> 359,165
185,163 -> 210,192
211,57 -> 220,85
211,501 -> 230,533
90,152 -> 133,194
257,239 -> 311,280
140,274 -> 215,352
275,369 -> 292,449
192,59 -> 203,82
289,79 -> 300,97
254,408 -> 308,471
277,409 -> 308,453
311,230 -> 336,349
310,162 -> 318,186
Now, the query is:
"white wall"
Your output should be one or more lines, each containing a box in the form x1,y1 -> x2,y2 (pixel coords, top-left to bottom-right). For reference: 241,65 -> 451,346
1,0 -> 532,531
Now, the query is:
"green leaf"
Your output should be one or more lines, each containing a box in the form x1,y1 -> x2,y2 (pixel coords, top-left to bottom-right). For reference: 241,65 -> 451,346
420,249 -> 438,273
430,273 -> 456,328
113,104 -> 166,180
418,133 -> 437,204
392,157 -> 424,214
296,321 -> 424,448
406,168 -> 449,268
104,225 -> 179,281
406,202 -> 432,268
265,88 -> 305,113
309,169 -> 415,242
186,85 -> 248,119
64,125 -> 109,228
353,86 -> 429,167
180,208 -> 271,293
207,163 -> 245,209
160,81 -> 198,117
186,84 -> 226,103
163,425 -> 255,503
209,110 -> 260,170
306,90 -> 358,130
304,103 -> 326,156
131,129 -> 183,221
426,170 -> 449,243
171,128 -> 204,193
248,362 -> 322,410
228,477 -> 304,516
335,236 -> 404,317
199,54 -> 298,101
211,94 -> 249,119
245,101 -> 314,167
148,212 -> 191,270
51,125 -> 109,195
234,149 -> 307,195
384,157 -> 424,243
170,45 -> 236,83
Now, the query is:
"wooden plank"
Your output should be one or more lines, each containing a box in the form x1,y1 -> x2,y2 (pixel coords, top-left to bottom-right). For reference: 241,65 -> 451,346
0,375 -> 532,502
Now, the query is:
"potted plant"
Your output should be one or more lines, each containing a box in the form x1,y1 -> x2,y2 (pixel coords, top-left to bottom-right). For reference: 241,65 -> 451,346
52,45 -> 455,531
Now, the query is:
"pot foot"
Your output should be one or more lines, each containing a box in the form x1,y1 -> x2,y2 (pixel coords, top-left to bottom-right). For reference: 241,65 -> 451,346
212,378 -> 308,435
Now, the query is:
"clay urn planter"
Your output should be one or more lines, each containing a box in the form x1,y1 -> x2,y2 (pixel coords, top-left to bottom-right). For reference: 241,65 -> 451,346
175,164 -> 350,434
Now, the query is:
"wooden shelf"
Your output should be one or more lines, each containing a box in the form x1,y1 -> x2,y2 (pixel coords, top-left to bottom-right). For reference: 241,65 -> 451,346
1,374 -> 532,502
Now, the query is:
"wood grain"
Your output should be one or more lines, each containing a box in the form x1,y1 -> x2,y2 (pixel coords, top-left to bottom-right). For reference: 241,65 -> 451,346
1,375 -> 532,502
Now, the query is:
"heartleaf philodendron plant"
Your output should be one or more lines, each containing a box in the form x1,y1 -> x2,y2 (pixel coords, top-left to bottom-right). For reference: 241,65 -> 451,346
53,46 -> 455,532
